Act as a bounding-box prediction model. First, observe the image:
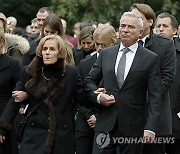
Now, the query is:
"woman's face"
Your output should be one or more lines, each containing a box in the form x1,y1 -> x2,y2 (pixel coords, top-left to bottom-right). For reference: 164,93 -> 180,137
43,25 -> 58,36
81,36 -> 94,52
42,39 -> 59,65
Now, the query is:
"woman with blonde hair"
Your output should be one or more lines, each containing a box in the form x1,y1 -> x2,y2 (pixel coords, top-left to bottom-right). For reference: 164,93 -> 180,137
0,34 -> 85,154
23,14 -> 74,66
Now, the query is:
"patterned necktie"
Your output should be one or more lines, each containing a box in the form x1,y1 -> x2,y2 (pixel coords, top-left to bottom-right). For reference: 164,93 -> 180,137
117,48 -> 130,88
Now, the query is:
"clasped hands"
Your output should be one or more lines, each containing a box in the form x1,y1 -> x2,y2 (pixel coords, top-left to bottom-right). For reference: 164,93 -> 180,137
12,91 -> 28,103
94,88 -> 115,107
0,135 -> 5,144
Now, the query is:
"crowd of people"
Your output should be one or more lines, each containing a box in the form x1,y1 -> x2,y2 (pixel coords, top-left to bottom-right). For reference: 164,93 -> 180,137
0,3 -> 179,154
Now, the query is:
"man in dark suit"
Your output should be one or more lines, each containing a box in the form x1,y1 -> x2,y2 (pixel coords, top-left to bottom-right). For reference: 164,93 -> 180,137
85,12 -> 161,154
130,3 -> 176,154
75,25 -> 117,154
155,12 -> 180,154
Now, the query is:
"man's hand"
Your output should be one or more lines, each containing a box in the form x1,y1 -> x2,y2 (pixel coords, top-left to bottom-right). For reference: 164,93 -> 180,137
0,135 -> 5,144
12,91 -> 28,102
143,131 -> 155,144
87,115 -> 96,128
99,93 -> 115,107
94,88 -> 106,94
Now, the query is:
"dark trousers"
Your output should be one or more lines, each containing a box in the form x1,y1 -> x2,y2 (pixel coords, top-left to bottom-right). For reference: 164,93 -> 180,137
75,131 -> 94,154
166,139 -> 180,154
92,122 -> 143,154
143,142 -> 165,154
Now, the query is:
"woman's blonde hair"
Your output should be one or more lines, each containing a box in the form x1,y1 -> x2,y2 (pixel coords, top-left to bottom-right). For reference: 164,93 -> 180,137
36,35 -> 67,60
0,28 -> 7,54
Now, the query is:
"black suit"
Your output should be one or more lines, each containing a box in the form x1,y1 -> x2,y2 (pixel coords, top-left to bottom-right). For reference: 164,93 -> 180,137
75,53 -> 99,154
85,44 -> 161,154
143,32 -> 176,154
166,37 -> 180,154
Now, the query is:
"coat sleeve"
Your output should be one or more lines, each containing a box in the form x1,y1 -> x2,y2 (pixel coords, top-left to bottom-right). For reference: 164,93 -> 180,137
0,67 -> 29,135
84,52 -> 103,104
161,39 -> 176,93
144,56 -> 162,133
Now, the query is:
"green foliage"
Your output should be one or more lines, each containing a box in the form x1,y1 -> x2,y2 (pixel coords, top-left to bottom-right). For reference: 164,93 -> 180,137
51,0 -> 179,34
0,0 -> 179,33
0,0 -> 52,28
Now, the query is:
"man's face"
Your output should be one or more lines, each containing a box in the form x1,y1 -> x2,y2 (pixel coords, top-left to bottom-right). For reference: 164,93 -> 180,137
131,8 -> 153,38
156,17 -> 177,39
36,11 -> 49,30
119,16 -> 143,47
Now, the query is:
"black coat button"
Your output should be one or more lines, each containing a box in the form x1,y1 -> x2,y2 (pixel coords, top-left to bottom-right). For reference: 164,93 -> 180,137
31,123 -> 34,126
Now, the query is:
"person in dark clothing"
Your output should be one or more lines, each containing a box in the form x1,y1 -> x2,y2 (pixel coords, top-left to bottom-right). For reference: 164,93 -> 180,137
0,28 -> 21,154
22,7 -> 52,66
75,25 -> 117,154
73,26 -> 96,66
130,3 -> 176,154
155,12 -> 180,154
0,35 -> 86,154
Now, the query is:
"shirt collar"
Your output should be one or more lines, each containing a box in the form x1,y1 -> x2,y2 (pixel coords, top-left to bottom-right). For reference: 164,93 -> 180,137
140,34 -> 150,44
119,42 -> 138,53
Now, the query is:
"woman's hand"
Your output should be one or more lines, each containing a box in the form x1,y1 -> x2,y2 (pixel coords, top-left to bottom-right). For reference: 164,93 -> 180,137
0,135 -> 5,144
12,91 -> 28,102
87,115 -> 96,128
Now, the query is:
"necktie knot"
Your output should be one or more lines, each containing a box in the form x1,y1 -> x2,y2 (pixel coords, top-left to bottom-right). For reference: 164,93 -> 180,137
122,48 -> 130,54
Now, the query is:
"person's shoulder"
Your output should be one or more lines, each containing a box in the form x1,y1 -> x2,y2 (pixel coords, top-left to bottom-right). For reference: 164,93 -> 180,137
152,33 -> 173,45
140,45 -> 157,57
6,54 -> 21,64
65,65 -> 77,72
102,45 -> 119,54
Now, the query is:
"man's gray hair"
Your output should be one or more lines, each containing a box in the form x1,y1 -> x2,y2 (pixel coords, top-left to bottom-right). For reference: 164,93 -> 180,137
120,12 -> 143,29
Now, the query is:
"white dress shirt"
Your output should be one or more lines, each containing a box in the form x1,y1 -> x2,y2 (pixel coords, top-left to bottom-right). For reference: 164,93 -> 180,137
115,42 -> 138,80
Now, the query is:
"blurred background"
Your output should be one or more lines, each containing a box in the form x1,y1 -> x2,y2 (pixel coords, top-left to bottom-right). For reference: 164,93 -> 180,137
0,0 -> 179,35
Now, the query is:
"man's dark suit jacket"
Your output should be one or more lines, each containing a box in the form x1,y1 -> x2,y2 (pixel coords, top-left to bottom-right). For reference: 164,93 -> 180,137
85,44 -> 162,137
170,37 -> 180,138
76,53 -> 99,132
144,31 -> 176,136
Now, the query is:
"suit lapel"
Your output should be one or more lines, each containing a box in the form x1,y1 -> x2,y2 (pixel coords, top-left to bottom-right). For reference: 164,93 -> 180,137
120,45 -> 144,89
110,45 -> 120,90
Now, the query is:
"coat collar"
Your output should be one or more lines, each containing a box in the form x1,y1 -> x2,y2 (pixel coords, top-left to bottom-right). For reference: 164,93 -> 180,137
25,56 -> 65,100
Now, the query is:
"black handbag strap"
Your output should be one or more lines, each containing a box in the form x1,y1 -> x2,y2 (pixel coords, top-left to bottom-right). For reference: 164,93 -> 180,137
23,79 -> 59,122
